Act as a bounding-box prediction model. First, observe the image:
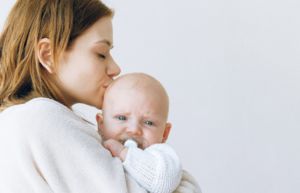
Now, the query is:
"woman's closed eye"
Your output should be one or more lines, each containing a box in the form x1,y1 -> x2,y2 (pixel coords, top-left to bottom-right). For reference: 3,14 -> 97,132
98,53 -> 106,59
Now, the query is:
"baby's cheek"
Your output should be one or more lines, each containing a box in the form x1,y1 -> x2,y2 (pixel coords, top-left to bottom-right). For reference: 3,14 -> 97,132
98,127 -> 111,140
141,135 -> 152,147
105,128 -> 121,139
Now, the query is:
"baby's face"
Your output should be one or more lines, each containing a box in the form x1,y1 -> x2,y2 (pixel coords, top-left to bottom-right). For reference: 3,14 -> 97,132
98,80 -> 171,149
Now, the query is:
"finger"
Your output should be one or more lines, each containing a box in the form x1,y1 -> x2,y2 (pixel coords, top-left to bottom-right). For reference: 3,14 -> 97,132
103,139 -> 124,157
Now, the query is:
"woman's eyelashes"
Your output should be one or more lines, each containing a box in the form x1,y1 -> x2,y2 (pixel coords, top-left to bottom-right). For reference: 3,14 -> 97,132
98,53 -> 106,59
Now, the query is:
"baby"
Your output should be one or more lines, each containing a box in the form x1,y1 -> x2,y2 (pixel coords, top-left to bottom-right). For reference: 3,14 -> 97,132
96,73 -> 182,193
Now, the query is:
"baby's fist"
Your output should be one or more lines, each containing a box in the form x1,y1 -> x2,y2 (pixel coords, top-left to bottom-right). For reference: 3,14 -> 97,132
103,139 -> 128,161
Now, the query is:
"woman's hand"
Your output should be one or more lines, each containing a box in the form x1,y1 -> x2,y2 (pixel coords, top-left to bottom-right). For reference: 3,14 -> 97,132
173,170 -> 201,193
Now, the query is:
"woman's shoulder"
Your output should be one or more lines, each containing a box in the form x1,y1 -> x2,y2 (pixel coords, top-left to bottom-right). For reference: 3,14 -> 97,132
0,97 -> 92,137
2,97 -> 73,117
23,97 -> 72,114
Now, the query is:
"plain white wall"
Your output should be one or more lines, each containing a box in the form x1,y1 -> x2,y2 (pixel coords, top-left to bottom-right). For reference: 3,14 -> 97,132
1,0 -> 300,193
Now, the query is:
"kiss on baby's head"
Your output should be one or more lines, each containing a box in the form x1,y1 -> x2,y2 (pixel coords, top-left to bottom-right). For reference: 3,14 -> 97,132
97,73 -> 172,149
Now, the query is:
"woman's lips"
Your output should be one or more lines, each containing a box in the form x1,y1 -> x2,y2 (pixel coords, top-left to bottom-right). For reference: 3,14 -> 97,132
103,80 -> 113,89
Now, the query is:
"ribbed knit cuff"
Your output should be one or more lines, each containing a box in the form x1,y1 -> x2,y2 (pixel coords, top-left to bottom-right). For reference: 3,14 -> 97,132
122,144 -> 182,193
123,147 -> 158,191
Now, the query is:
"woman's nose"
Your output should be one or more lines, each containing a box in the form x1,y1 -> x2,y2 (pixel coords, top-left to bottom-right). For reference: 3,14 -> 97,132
107,57 -> 121,78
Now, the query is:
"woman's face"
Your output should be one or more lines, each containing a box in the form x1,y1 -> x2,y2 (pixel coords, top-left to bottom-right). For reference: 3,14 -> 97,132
56,17 -> 120,108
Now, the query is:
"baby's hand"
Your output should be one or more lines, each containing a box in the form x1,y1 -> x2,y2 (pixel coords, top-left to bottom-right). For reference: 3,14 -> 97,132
103,139 -> 128,161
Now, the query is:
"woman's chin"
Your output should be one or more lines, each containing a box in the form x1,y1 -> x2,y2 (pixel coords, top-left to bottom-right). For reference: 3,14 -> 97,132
94,100 -> 103,109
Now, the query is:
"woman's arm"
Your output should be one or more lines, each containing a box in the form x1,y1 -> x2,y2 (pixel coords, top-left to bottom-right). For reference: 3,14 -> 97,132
0,98 -> 146,193
173,170 -> 202,193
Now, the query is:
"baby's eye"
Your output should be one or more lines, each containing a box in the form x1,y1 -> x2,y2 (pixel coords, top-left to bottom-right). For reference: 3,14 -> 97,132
144,120 -> 154,126
116,115 -> 127,121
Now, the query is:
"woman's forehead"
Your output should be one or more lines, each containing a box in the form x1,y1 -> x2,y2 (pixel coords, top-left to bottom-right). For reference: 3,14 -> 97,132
74,17 -> 113,47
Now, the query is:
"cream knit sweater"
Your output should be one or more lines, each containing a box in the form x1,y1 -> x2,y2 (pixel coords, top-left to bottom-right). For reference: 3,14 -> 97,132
0,98 -> 201,193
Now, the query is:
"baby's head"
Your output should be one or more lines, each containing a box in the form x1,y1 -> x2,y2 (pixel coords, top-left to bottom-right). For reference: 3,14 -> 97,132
97,73 -> 172,149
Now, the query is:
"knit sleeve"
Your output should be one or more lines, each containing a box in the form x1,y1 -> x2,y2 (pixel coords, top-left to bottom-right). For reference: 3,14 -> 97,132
123,143 -> 182,193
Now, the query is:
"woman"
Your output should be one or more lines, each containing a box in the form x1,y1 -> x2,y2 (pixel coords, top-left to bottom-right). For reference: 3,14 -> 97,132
0,0 -> 200,192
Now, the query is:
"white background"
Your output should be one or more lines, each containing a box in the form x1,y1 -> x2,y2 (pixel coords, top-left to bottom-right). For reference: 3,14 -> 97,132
1,0 -> 300,193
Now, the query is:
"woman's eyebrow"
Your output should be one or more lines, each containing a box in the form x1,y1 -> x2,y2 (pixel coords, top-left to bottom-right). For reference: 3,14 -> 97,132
94,39 -> 113,48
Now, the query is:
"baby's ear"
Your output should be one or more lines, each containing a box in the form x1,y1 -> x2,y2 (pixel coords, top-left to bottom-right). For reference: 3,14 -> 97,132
162,122 -> 172,143
96,113 -> 104,126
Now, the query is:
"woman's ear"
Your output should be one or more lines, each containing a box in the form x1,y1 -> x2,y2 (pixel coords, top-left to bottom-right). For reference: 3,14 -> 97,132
162,122 -> 172,143
37,38 -> 54,74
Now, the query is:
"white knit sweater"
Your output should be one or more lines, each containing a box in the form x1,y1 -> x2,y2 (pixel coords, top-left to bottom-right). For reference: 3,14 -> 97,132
123,140 -> 182,193
0,98 -> 201,193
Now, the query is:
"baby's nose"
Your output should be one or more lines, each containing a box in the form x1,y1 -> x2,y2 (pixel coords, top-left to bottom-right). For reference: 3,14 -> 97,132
127,123 -> 143,136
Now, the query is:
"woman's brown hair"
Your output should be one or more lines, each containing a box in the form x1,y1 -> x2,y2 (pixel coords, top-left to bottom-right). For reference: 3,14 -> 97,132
0,0 -> 113,111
